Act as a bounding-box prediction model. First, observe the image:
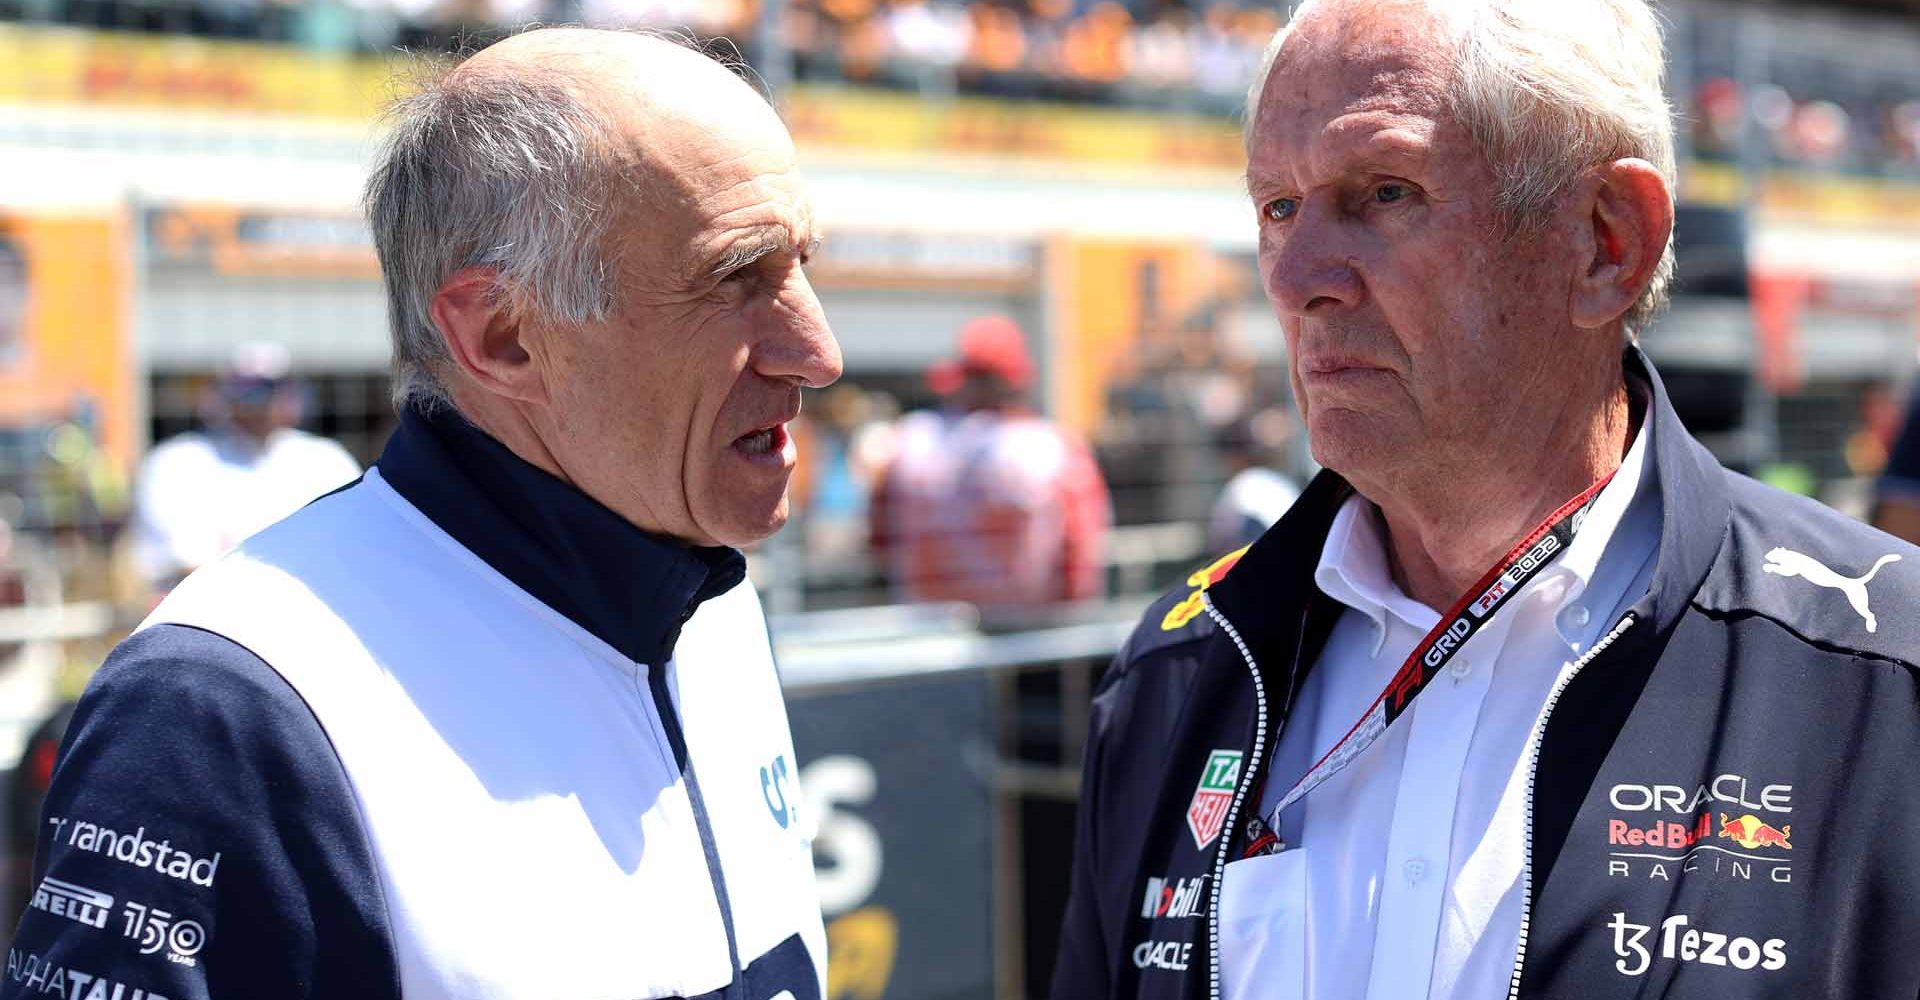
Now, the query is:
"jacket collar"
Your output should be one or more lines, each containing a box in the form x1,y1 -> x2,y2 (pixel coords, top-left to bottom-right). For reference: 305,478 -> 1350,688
1207,346 -> 1727,663
375,404 -> 747,666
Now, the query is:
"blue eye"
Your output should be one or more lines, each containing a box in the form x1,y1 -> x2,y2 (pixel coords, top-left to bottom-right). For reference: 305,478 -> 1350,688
1264,197 -> 1299,222
1375,184 -> 1411,204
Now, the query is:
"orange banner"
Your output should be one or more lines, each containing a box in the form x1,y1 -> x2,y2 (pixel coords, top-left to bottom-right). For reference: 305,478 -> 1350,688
0,210 -> 138,471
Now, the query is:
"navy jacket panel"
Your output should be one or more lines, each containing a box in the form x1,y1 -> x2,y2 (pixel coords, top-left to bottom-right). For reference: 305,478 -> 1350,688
3,625 -> 400,1000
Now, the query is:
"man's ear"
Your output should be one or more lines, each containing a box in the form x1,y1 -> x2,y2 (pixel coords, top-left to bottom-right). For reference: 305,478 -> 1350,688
428,267 -> 550,406
1568,158 -> 1674,331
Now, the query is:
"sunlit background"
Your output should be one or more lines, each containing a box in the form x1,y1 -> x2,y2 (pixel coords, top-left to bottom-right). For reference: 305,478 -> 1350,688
1,0 -> 1918,995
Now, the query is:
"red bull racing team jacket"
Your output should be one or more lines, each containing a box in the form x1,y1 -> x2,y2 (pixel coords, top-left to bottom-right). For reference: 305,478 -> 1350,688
1051,349 -> 1920,1000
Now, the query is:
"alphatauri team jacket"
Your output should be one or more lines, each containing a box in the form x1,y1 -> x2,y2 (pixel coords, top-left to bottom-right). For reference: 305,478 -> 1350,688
1052,349 -> 1920,1000
3,405 -> 826,1000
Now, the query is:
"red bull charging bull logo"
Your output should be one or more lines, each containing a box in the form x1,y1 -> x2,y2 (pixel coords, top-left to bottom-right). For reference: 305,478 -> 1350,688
1719,814 -> 1792,851
1161,548 -> 1249,632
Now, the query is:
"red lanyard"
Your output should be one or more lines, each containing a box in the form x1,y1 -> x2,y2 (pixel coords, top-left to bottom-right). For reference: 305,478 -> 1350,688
1262,475 -> 1615,831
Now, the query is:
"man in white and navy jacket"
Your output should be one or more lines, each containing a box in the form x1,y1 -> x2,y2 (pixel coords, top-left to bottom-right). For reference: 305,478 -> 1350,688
5,29 -> 841,1000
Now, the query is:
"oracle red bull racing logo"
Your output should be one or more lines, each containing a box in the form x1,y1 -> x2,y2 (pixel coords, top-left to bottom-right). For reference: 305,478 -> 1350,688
1604,774 -> 1796,885
1186,750 -> 1242,850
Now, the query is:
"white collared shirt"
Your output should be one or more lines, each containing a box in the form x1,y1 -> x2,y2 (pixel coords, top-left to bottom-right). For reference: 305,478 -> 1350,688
1224,412 -> 1661,1000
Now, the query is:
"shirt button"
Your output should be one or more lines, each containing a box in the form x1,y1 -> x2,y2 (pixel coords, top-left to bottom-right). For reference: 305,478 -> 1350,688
1403,857 -> 1429,885
1448,658 -> 1473,681
1563,604 -> 1592,630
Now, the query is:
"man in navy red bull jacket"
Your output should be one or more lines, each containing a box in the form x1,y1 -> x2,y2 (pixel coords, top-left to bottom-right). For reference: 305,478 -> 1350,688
1051,1 -> 1920,998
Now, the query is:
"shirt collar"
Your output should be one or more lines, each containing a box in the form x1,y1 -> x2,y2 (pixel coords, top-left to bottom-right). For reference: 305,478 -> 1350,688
375,404 -> 746,665
1312,378 -> 1661,653
1314,496 -> 1440,651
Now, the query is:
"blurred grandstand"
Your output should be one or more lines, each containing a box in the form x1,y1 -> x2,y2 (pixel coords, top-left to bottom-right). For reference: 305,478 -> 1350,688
2,0 -> 1919,995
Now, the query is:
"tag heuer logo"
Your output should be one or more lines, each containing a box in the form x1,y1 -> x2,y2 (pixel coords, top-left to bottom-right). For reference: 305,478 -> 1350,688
1187,750 -> 1243,850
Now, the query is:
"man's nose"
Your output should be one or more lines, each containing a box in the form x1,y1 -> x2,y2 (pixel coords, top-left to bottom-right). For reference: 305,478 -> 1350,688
757,272 -> 843,389
1262,202 -> 1365,318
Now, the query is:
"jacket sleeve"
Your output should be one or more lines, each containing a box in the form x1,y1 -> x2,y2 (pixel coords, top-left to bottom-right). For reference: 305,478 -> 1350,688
1,624 -> 400,1000
1050,653 -> 1126,998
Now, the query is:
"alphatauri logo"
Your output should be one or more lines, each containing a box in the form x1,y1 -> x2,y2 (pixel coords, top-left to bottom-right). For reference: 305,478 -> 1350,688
1762,547 -> 1900,633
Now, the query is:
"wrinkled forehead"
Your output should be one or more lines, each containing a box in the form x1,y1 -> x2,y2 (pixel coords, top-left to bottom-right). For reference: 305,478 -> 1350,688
607,98 -> 814,280
1250,0 -> 1463,166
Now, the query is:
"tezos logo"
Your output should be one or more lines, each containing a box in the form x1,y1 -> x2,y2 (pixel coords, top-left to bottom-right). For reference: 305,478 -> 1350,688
1607,912 -> 1785,977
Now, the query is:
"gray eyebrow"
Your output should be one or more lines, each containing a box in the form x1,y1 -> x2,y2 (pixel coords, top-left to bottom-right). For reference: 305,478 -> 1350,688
708,231 -> 821,278
710,237 -> 785,277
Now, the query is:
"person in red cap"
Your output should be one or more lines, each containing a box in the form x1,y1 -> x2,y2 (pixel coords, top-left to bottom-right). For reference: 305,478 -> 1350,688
870,315 -> 1112,610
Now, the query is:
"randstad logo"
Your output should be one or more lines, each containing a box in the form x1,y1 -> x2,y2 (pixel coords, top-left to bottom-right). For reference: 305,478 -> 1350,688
1608,912 -> 1786,977
45,817 -> 220,888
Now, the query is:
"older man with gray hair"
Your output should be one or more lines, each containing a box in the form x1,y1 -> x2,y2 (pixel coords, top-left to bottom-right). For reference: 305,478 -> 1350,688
5,29 -> 838,1000
1053,1 -> 1920,997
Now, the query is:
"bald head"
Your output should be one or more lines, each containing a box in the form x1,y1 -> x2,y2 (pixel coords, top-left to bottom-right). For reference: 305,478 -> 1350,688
451,29 -> 785,151
367,28 -> 797,411
367,27 -> 839,548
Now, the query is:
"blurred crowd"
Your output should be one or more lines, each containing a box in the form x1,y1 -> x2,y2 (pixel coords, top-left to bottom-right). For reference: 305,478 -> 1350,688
10,0 -> 1920,175
783,0 -> 1276,112
1690,76 -> 1920,177
786,307 -> 1303,611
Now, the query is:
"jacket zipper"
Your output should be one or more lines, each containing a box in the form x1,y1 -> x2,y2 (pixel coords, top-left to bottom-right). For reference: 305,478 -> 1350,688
1201,594 -> 1271,1000
1506,612 -> 1638,1000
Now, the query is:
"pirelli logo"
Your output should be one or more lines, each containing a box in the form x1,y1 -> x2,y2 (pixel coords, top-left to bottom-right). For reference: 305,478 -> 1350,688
29,877 -> 113,929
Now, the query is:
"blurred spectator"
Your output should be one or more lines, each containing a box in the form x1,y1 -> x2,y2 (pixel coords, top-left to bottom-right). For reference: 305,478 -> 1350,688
1873,382 -> 1920,544
1692,77 -> 1743,160
797,383 -> 899,562
870,315 -> 1110,609
129,342 -> 361,596
1205,407 -> 1298,554
1886,101 -> 1920,169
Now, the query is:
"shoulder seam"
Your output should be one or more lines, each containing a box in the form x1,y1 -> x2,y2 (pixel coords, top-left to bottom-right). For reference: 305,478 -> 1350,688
141,623 -> 408,1000
1687,600 -> 1920,672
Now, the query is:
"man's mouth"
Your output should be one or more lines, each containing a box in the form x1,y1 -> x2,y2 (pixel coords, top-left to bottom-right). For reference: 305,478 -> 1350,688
734,425 -> 788,456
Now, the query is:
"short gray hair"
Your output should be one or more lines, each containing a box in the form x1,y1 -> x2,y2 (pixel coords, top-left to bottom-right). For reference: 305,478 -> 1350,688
1246,0 -> 1677,332
365,57 -> 619,411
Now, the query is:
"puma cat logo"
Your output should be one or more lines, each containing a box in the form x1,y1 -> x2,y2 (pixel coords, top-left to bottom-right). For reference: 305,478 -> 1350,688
1762,547 -> 1900,633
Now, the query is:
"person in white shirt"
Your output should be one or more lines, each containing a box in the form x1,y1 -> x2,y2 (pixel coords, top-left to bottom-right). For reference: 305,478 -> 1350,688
129,343 -> 361,596
1206,410 -> 1302,554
